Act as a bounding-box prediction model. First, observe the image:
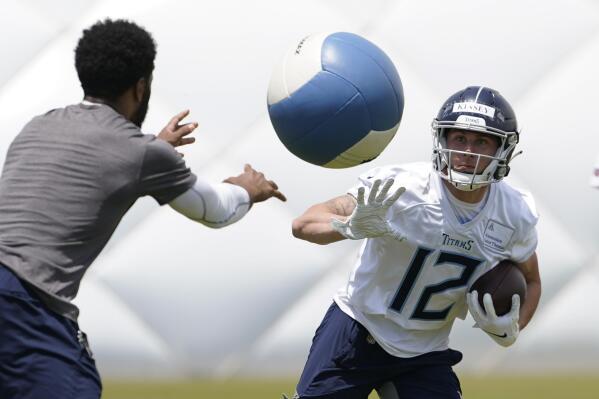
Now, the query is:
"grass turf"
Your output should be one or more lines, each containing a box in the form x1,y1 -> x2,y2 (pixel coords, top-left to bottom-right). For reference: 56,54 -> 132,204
102,375 -> 599,399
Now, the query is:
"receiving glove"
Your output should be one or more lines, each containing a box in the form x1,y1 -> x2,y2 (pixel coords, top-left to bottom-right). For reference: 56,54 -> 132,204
331,178 -> 405,240
467,290 -> 520,347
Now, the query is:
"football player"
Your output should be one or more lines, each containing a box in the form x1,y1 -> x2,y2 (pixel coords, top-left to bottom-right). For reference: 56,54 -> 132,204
291,86 -> 541,399
0,19 -> 285,399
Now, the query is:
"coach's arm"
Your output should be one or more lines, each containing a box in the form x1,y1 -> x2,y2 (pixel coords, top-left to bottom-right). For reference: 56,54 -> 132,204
170,164 -> 286,228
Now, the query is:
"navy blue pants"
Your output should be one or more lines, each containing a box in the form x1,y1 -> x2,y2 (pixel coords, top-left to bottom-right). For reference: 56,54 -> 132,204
0,264 -> 101,399
296,303 -> 463,399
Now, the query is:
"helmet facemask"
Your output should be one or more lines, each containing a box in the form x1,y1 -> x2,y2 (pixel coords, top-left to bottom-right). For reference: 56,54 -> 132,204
432,118 -> 519,191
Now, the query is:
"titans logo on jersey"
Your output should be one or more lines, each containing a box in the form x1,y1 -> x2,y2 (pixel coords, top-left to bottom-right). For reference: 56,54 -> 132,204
334,162 -> 538,357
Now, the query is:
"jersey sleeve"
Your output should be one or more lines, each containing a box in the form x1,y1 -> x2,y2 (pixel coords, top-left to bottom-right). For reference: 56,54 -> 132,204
138,138 -> 197,205
510,190 -> 539,263
510,226 -> 538,263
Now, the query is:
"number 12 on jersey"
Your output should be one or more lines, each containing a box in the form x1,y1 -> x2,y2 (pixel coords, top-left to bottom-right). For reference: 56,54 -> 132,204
390,247 -> 483,321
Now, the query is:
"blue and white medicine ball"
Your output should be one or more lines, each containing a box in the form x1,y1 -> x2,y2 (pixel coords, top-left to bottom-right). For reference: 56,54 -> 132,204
267,32 -> 404,168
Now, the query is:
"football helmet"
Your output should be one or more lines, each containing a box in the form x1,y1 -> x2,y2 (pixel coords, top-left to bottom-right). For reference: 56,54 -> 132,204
432,86 -> 520,191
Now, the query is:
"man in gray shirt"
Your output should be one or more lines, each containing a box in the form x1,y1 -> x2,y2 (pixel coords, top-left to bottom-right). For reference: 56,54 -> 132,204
0,19 -> 285,399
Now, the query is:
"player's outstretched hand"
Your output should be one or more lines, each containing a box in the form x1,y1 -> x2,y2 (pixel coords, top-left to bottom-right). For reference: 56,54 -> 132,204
224,164 -> 286,204
331,178 -> 406,240
158,109 -> 198,148
467,290 -> 520,347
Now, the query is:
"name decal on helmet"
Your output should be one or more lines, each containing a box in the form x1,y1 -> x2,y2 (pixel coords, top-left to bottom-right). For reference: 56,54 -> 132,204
452,102 -> 495,118
456,114 -> 486,127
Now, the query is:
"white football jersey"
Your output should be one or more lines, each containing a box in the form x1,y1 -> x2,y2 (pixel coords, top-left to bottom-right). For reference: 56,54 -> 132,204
334,162 -> 538,357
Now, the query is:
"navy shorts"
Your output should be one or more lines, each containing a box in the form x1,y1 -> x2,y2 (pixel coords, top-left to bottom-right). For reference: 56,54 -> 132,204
0,264 -> 101,399
296,302 -> 463,399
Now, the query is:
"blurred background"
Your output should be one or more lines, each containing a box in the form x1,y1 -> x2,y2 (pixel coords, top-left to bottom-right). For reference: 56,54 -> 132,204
1,0 -> 599,397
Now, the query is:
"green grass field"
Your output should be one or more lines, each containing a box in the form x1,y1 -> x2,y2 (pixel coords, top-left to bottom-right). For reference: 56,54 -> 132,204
103,375 -> 599,399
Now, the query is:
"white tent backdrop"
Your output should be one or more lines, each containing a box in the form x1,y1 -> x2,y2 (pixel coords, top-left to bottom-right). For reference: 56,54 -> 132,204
1,0 -> 598,378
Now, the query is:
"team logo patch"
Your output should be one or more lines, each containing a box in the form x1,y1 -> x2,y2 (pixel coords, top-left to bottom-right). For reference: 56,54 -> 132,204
452,102 -> 495,118
483,220 -> 514,252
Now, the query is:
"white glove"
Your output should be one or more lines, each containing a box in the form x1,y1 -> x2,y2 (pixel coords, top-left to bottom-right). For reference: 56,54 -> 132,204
467,290 -> 520,347
331,178 -> 406,240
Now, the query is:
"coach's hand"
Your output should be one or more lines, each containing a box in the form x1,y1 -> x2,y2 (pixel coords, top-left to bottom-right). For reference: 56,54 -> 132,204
331,179 -> 405,241
467,291 -> 520,347
158,109 -> 198,149
224,164 -> 286,204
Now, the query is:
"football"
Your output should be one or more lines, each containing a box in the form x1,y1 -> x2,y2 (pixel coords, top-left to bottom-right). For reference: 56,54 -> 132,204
267,32 -> 404,168
469,259 -> 527,316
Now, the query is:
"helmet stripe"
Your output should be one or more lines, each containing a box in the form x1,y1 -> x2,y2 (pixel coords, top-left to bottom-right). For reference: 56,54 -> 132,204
474,86 -> 485,103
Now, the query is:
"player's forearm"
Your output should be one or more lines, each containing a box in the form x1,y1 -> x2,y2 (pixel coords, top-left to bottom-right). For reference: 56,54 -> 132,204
292,213 -> 346,245
519,279 -> 541,330
169,179 -> 251,228
516,252 -> 541,330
